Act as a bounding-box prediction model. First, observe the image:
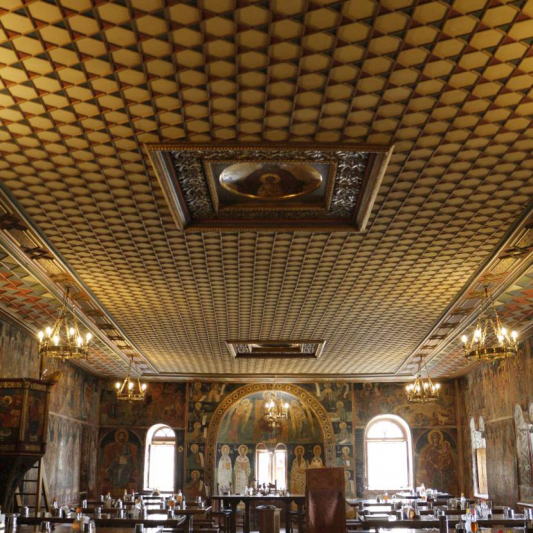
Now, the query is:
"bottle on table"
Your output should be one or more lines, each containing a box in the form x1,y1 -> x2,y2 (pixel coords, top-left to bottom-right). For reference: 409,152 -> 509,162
460,493 -> 466,511
409,504 -> 416,520
72,507 -> 83,531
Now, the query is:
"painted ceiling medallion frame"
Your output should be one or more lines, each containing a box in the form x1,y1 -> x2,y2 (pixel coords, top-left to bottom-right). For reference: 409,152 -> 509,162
204,383 -> 335,489
226,340 -> 326,359
147,143 -> 394,233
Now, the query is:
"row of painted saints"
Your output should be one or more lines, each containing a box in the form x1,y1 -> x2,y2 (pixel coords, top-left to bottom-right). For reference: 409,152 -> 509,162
217,444 -> 326,495
217,444 -> 355,496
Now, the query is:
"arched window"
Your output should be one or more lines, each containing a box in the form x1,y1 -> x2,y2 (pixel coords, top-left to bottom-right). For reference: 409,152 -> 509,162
144,424 -> 176,492
365,415 -> 413,491
255,443 -> 288,490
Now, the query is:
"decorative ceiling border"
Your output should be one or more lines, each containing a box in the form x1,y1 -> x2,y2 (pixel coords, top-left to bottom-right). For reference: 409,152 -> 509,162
398,200 -> 533,378
0,183 -> 157,377
147,142 -> 394,233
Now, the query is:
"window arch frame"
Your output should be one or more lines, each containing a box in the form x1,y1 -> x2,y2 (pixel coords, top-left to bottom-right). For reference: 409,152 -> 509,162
144,423 -> 176,492
364,414 -> 413,491
255,443 -> 288,490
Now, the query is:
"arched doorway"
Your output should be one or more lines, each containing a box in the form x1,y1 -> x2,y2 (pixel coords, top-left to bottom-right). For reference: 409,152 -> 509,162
205,383 -> 335,491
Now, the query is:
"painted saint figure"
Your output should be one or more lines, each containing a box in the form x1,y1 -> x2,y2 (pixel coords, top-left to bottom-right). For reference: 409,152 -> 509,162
309,445 -> 324,469
336,421 -> 351,444
418,429 -> 455,490
222,399 -> 253,443
217,444 -> 233,491
338,446 -> 354,469
234,445 -> 251,494
103,429 -> 137,489
188,443 -> 204,469
290,445 -> 308,494
187,470 -> 207,499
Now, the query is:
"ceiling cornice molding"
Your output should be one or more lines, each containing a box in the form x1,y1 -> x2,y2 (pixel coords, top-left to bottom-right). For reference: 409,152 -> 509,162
398,200 -> 533,377
0,185 -> 157,376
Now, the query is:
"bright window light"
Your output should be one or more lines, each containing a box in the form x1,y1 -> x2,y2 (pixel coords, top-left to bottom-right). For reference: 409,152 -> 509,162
255,445 -> 287,490
145,425 -> 176,492
366,416 -> 412,491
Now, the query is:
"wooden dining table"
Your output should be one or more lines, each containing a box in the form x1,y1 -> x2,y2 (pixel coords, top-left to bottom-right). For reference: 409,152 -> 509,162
17,510 -> 210,533
353,513 -> 528,530
211,494 -> 305,533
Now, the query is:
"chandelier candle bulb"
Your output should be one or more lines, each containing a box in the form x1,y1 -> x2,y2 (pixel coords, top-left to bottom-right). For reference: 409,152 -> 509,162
115,356 -> 147,401
460,287 -> 519,362
37,289 -> 92,361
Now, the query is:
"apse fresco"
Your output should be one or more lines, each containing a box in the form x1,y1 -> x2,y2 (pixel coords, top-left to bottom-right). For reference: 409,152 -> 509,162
461,334 -> 533,506
414,429 -> 458,495
100,382 -> 186,428
99,428 -> 142,496
354,382 -> 457,427
186,382 -> 354,498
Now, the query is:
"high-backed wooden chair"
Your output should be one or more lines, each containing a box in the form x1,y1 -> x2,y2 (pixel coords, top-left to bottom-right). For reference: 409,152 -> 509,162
306,467 -> 346,533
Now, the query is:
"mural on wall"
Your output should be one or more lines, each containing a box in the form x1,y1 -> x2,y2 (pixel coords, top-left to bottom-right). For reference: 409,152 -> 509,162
514,404 -> 533,501
210,390 -> 325,495
355,382 -> 457,427
47,359 -> 100,425
461,334 -> 533,506
80,424 -> 98,497
0,315 -> 40,379
414,429 -> 458,494
185,382 -> 348,498
487,420 -> 519,507
354,381 -> 459,497
100,383 -> 186,428
45,415 -> 82,504
99,428 -> 142,496
1,315 -> 99,504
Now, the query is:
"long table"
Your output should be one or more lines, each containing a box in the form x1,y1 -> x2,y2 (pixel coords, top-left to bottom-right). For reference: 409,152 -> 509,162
355,514 -> 527,529
18,510 -> 210,533
211,494 -> 305,533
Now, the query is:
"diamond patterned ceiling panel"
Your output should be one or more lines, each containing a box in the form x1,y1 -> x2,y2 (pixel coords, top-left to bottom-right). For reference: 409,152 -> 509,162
0,0 -> 532,378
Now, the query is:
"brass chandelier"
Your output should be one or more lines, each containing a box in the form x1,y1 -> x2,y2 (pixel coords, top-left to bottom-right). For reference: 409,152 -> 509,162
260,393 -> 289,436
461,287 -> 518,362
37,289 -> 92,361
406,360 -> 441,403
115,356 -> 147,401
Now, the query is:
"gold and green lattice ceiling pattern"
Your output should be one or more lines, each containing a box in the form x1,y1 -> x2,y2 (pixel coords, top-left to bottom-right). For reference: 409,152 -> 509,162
0,0 -> 532,378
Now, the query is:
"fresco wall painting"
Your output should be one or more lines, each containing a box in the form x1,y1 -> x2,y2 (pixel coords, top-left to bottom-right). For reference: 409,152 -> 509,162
461,334 -> 533,506
354,382 -> 459,496
97,382 -> 187,496
186,382 -> 354,499
1,314 -> 100,504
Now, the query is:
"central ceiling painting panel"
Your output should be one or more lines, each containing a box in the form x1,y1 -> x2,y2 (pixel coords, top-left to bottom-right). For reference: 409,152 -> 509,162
149,143 -> 393,232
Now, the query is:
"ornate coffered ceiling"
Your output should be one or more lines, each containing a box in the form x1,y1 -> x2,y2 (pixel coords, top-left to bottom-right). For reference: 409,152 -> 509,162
0,0 -> 532,381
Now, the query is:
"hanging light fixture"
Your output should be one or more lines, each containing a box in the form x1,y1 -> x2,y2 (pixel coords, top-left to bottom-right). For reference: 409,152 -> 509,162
115,357 -> 147,401
260,392 -> 289,437
37,288 -> 92,361
461,286 -> 518,362
406,360 -> 441,403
